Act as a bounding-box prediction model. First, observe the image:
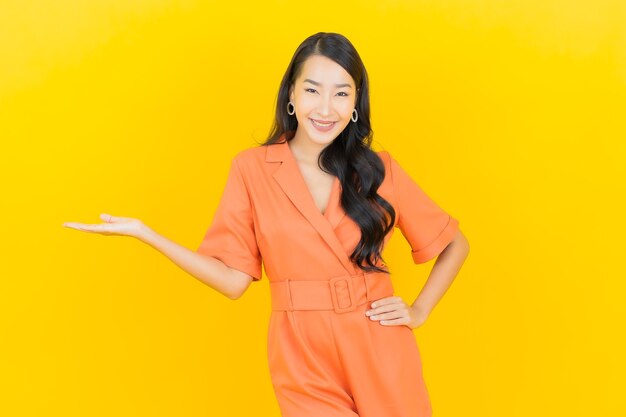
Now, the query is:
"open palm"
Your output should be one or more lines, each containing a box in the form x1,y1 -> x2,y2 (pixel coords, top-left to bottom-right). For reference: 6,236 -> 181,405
63,213 -> 144,238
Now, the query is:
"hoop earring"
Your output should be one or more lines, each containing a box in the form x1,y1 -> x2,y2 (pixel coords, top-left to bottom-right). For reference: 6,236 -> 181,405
351,108 -> 358,123
287,101 -> 295,116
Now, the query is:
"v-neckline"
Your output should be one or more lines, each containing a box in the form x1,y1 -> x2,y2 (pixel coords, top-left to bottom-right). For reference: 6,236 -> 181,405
285,140 -> 340,218
268,135 -> 354,273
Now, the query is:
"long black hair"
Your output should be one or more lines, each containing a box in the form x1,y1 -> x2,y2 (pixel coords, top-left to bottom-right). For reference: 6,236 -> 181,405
261,32 -> 395,273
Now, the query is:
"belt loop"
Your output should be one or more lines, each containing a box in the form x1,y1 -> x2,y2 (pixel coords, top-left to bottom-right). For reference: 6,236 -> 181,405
285,278 -> 294,311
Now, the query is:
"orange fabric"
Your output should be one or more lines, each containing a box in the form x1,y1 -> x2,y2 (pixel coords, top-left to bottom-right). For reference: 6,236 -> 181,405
196,133 -> 459,417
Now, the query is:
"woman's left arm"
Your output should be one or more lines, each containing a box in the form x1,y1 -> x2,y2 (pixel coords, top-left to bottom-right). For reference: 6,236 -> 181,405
409,229 -> 470,326
365,229 -> 470,329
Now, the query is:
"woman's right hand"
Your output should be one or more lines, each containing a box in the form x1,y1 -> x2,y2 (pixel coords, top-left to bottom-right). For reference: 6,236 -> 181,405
63,213 -> 145,239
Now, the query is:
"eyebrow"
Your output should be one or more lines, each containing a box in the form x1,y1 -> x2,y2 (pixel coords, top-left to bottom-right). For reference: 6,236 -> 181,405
303,78 -> 352,89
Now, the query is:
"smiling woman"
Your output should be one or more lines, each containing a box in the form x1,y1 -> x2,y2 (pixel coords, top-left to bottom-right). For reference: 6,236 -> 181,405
217,32 -> 468,417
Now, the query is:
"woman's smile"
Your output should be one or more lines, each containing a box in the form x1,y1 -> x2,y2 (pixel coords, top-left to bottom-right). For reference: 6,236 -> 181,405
310,118 -> 337,131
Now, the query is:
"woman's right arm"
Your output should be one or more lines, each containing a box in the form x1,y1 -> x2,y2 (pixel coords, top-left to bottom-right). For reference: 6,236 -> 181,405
63,214 -> 252,300
138,223 -> 253,300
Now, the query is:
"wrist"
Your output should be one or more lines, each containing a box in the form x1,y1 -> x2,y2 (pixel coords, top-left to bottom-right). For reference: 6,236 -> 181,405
411,304 -> 430,326
134,222 -> 154,243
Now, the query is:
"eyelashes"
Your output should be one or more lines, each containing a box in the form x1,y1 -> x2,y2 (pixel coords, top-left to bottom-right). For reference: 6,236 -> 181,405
304,88 -> 349,97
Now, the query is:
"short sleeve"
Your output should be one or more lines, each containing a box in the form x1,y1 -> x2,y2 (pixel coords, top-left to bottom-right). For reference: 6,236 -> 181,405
388,153 -> 460,264
195,156 -> 263,281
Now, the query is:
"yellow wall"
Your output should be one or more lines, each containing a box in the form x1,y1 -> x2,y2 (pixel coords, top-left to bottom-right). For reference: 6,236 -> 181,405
1,0 -> 624,416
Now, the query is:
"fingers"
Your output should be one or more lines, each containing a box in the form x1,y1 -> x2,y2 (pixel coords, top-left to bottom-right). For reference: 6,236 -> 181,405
62,213 -> 140,237
62,213 -> 130,230
365,296 -> 411,326
99,213 -> 137,223
62,222 -> 106,233
100,213 -> 129,223
368,296 -> 403,311
375,316 -> 411,326
62,217 -> 115,233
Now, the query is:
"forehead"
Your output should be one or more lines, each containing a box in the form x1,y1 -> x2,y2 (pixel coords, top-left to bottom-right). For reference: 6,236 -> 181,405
297,55 -> 354,86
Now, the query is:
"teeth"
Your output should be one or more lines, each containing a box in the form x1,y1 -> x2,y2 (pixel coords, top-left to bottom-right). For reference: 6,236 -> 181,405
312,119 -> 335,127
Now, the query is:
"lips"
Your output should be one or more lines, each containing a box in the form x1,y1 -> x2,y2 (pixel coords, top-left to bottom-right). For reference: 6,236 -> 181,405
310,118 -> 337,130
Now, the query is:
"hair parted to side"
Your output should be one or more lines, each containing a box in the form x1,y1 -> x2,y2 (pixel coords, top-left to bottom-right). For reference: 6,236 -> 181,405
261,32 -> 396,274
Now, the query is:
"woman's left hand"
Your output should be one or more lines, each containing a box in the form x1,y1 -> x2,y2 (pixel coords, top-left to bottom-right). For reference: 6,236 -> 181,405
365,296 -> 429,330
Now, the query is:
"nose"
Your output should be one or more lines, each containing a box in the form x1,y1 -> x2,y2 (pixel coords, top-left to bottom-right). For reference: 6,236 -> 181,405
317,93 -> 332,117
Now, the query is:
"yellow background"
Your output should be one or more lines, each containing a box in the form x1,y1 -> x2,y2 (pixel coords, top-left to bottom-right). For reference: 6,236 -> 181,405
1,0 -> 624,416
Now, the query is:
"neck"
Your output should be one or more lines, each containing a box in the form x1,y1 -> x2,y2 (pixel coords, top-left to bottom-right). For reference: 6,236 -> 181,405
289,128 -> 333,164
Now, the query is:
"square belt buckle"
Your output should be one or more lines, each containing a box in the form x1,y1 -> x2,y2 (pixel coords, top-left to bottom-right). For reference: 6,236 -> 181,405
329,276 -> 357,313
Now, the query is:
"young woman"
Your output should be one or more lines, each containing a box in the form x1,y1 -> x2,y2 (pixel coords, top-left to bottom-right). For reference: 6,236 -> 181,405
64,32 -> 470,417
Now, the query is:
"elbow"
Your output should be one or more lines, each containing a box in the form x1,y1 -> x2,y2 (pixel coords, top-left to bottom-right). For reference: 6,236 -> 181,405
224,283 -> 247,300
224,269 -> 254,300
226,287 -> 246,300
453,229 -> 470,257
461,236 -> 470,258
226,292 -> 241,301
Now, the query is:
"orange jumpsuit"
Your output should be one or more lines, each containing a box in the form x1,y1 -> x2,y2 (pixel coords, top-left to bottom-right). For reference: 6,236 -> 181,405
196,132 -> 460,417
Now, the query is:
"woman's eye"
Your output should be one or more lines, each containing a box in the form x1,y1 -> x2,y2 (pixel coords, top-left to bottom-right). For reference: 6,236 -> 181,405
304,89 -> 348,96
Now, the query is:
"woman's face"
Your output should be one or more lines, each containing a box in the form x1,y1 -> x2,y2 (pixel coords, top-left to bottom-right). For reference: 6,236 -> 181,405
289,54 -> 357,146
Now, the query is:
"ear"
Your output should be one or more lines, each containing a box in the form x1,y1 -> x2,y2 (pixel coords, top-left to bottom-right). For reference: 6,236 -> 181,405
288,84 -> 294,101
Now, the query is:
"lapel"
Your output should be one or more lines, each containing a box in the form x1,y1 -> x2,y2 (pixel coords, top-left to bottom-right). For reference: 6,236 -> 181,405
265,134 -> 354,274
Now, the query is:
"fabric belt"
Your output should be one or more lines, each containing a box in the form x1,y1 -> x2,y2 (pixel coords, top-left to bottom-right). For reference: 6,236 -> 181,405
269,271 -> 394,314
